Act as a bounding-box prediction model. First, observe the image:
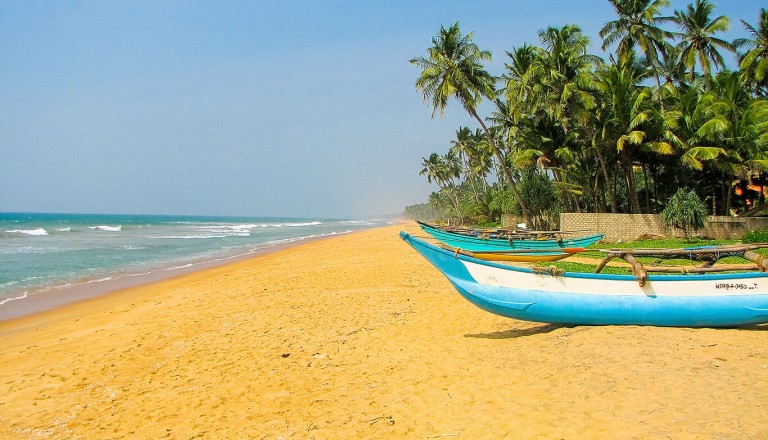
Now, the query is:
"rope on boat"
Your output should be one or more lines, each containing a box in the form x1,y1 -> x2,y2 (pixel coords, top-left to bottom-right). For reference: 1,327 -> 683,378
532,265 -> 564,276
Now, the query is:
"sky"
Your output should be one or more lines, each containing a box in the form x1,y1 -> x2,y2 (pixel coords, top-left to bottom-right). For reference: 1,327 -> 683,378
0,0 -> 764,218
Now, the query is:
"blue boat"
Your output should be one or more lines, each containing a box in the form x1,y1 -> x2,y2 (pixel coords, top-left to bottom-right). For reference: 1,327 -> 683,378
417,221 -> 604,251
400,232 -> 768,327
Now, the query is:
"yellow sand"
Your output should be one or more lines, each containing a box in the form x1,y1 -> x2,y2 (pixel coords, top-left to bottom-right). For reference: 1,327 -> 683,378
1,224 -> 766,439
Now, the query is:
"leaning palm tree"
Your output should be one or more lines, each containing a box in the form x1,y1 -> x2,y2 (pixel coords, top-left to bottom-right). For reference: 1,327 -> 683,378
672,0 -> 736,81
600,0 -> 675,89
410,22 -> 532,226
734,8 -> 768,97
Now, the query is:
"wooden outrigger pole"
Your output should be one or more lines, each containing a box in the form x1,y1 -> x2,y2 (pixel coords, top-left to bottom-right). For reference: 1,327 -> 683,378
594,244 -> 768,286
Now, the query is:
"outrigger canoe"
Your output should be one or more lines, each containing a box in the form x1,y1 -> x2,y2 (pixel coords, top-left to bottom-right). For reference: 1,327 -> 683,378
418,221 -> 604,251
400,232 -> 768,327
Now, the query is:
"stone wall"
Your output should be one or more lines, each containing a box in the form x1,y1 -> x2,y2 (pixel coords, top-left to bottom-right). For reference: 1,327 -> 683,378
558,213 -> 768,242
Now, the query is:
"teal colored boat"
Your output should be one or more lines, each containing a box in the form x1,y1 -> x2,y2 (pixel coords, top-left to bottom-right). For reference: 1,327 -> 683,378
400,232 -> 768,327
417,221 -> 604,251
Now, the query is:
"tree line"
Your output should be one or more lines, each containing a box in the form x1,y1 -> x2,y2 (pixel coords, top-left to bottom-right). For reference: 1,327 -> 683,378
406,0 -> 768,229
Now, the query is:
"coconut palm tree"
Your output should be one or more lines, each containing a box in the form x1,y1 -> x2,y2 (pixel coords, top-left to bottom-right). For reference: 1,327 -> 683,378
657,42 -> 687,86
534,25 -> 601,131
735,8 -> 768,97
600,0 -> 675,89
410,22 -> 532,225
696,72 -> 768,213
449,127 -> 491,206
449,126 -> 475,175
502,44 -> 543,122
420,152 -> 464,223
533,25 -> 602,211
673,0 -> 736,81
593,51 -> 657,213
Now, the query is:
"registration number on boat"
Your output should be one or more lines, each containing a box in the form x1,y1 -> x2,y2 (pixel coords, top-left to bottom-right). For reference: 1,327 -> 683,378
715,283 -> 759,290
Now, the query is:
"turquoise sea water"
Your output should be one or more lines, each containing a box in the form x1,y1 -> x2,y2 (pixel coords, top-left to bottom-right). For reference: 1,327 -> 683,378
0,212 -> 394,311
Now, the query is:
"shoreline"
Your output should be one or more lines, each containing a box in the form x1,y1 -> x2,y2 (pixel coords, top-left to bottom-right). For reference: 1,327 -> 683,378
0,231 -> 349,322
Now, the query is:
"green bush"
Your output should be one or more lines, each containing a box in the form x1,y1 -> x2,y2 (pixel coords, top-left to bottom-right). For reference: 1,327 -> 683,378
660,188 -> 707,240
743,230 -> 768,243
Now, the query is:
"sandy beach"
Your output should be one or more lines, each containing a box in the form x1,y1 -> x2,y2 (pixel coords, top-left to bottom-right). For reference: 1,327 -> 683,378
1,223 -> 767,438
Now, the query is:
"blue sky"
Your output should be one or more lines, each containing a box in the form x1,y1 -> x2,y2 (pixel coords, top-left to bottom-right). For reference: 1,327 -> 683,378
0,0 -> 763,218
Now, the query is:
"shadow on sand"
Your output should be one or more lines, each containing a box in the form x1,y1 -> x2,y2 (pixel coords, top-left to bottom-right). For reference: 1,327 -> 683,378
465,323 -> 572,339
466,322 -> 768,338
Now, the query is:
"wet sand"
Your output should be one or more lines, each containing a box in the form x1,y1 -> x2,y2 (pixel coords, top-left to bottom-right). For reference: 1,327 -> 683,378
1,223 -> 766,438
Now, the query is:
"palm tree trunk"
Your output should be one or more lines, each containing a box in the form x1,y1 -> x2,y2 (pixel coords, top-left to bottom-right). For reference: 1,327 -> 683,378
652,163 -> 660,213
449,188 -> 463,225
622,153 -> 640,213
469,109 -> 533,226
643,163 -> 651,213
593,141 -> 619,213
597,174 -> 607,212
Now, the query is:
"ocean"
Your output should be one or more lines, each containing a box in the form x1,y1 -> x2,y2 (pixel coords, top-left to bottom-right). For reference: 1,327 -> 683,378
0,212 -> 394,316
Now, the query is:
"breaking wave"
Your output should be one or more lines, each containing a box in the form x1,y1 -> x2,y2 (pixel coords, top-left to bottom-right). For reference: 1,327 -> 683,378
89,225 -> 122,232
6,228 -> 49,236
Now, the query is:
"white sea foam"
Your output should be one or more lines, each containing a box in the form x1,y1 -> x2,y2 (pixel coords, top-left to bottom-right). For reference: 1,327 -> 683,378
89,225 -> 122,232
164,263 -> 194,271
0,292 -> 29,306
85,277 -> 113,284
155,234 -> 231,239
55,227 -> 72,232
280,221 -> 322,227
342,220 -> 374,225
255,230 -> 353,248
196,225 -> 254,236
246,221 -> 323,228
6,228 -> 49,236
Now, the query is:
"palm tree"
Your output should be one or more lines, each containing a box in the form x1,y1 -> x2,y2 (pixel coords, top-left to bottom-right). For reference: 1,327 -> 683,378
502,44 -> 543,122
449,127 -> 490,206
735,8 -> 768,97
410,22 -> 533,226
696,72 -> 768,213
449,126 -> 475,173
657,42 -> 687,86
600,0 -> 675,89
530,25 -> 601,211
594,51 -> 657,213
662,77 -> 744,214
673,0 -> 736,81
420,152 -> 464,223
535,25 -> 601,131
